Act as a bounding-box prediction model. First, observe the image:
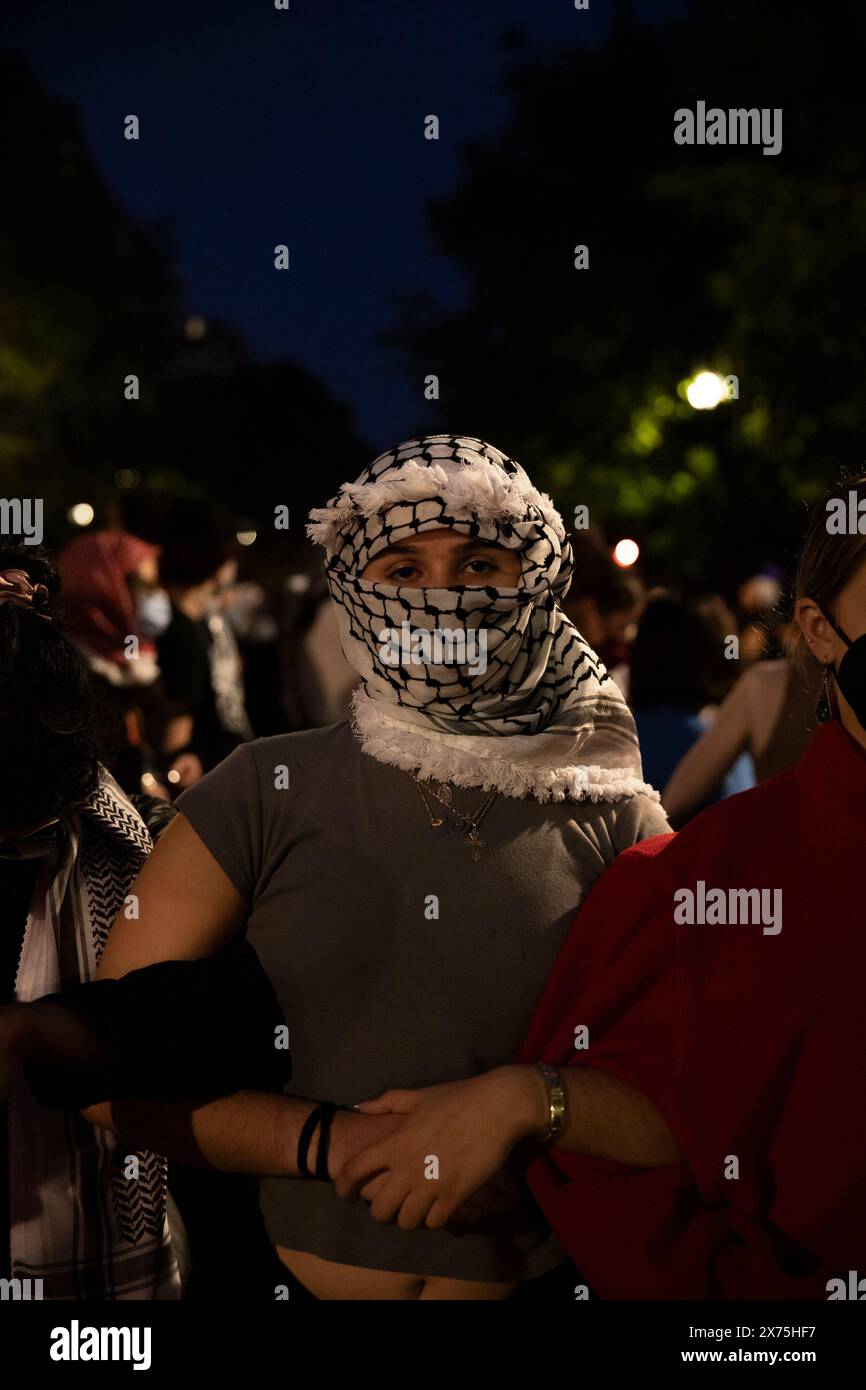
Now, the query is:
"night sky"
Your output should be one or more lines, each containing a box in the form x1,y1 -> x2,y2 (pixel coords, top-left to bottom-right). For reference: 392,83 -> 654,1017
0,1 -> 675,449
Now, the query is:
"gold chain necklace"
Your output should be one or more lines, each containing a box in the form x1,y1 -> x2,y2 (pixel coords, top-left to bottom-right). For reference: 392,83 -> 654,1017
410,771 -> 498,863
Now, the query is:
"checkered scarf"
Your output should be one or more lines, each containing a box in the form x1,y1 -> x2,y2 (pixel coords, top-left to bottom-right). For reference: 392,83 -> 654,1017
9,773 -> 180,1300
308,434 -> 656,803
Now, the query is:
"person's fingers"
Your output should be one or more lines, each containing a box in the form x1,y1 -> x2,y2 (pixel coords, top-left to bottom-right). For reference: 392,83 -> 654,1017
358,1172 -> 388,1204
334,1144 -> 390,1200
425,1194 -> 461,1232
393,1182 -> 439,1232
368,1171 -> 415,1226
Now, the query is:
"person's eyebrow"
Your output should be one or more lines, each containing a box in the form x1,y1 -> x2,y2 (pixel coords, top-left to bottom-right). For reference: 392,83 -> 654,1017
453,538 -> 507,551
372,538 -> 507,559
373,542 -> 422,557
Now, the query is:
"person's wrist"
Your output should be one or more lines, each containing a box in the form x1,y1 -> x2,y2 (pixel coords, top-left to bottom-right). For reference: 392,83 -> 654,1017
321,1106 -> 351,1182
494,1064 -> 551,1142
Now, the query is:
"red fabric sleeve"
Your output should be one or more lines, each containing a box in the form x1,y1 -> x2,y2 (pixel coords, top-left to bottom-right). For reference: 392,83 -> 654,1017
515,838 -> 835,1299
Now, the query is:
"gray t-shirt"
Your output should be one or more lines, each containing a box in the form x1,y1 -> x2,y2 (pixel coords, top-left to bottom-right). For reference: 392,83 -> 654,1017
177,721 -> 669,1282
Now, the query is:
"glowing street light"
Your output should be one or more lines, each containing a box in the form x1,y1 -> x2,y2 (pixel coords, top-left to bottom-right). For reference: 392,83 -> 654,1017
613,538 -> 640,568
686,370 -> 726,410
236,530 -> 257,547
68,503 -> 94,527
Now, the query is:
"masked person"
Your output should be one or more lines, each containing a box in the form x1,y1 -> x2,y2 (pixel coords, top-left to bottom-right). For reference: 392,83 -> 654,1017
49,435 -> 667,1302
57,529 -> 170,797
338,472 -> 866,1300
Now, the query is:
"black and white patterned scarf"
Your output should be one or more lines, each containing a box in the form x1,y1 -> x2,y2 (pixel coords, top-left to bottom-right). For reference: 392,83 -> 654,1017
9,774 -> 180,1299
308,434 -> 656,803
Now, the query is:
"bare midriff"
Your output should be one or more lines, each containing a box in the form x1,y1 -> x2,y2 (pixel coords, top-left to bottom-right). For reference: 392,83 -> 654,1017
276,1245 -> 518,1301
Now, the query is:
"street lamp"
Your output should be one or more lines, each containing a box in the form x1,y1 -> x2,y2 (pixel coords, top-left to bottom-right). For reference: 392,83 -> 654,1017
685,371 -> 727,410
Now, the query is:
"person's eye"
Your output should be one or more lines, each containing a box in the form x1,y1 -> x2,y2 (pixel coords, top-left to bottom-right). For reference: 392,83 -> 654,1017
388,564 -> 420,582
464,557 -> 496,575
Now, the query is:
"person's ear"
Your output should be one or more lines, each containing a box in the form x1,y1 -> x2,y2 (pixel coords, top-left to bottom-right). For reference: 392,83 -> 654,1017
795,597 -> 837,665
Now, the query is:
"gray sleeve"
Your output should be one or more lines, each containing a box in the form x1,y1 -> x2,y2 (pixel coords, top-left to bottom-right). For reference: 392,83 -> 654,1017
611,791 -> 672,857
175,742 -> 263,904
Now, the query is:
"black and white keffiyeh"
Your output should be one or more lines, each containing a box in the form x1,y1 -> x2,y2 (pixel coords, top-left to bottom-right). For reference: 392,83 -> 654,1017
10,773 -> 180,1299
307,434 -> 657,803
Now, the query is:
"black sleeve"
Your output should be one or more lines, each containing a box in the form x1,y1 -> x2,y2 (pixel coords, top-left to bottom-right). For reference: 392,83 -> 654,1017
24,938 -> 292,1108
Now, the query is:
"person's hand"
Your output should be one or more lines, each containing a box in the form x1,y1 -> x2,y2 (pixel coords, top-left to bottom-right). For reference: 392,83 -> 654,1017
0,1006 -> 34,1103
334,1066 -> 548,1232
326,1107 -> 406,1179
355,1167 -> 519,1231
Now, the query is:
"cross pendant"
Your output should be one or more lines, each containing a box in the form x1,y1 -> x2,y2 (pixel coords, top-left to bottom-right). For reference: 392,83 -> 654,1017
465,829 -> 485,862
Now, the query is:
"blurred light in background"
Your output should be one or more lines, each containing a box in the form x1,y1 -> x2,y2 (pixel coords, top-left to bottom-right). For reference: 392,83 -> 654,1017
685,370 -> 726,410
613,538 -> 640,568
167,769 -> 181,785
286,573 -> 311,593
68,503 -> 94,526
184,315 -> 208,341
236,530 -> 257,546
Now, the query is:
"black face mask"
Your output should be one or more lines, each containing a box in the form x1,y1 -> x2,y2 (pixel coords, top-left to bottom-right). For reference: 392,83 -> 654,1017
819,607 -> 866,727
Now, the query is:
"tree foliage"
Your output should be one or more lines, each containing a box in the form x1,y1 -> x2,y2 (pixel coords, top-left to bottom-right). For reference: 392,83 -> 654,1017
391,0 -> 866,587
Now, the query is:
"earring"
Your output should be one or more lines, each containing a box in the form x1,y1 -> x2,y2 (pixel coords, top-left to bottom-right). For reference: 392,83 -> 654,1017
816,665 -> 833,723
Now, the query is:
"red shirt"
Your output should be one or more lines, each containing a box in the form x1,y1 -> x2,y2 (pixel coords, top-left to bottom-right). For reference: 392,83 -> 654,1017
516,720 -> 866,1298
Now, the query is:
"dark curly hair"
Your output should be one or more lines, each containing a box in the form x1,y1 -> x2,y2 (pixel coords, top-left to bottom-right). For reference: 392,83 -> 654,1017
0,544 -> 117,827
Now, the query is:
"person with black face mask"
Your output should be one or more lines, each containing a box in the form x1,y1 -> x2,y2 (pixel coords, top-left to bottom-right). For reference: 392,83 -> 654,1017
812,604 -> 866,728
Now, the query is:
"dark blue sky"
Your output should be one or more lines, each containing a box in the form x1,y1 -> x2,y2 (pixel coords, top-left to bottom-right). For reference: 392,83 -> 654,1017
1,1 -> 674,449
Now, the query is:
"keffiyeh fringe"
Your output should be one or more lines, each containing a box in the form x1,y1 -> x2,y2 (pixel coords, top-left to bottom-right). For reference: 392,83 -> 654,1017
308,459 -> 565,555
351,688 -> 660,804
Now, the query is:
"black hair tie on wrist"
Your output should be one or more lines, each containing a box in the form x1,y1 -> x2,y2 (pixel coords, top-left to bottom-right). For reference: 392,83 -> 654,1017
297,1104 -> 325,1179
297,1101 -> 354,1180
314,1102 -> 339,1181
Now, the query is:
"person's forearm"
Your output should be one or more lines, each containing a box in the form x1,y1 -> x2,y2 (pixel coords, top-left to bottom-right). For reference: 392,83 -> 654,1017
82,1091 -> 314,1176
504,1063 -> 682,1167
82,1093 -> 373,1180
